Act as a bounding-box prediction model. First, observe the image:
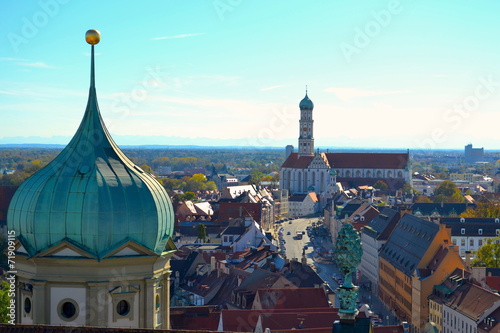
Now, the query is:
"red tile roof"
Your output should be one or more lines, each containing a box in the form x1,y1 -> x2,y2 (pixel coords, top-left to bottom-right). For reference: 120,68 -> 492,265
373,325 -> 405,333
220,308 -> 337,332
216,202 -> 262,222
170,305 -> 220,331
444,282 -> 500,320
254,287 -> 329,310
486,276 -> 500,292
281,153 -> 315,169
326,152 -> 409,169
257,310 -> 340,331
282,152 -> 409,170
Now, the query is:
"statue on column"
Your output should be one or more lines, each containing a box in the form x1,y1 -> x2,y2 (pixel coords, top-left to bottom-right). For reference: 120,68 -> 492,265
334,223 -> 363,321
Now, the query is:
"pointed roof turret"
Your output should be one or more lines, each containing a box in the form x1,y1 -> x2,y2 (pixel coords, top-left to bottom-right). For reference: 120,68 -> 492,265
299,88 -> 314,110
8,30 -> 174,259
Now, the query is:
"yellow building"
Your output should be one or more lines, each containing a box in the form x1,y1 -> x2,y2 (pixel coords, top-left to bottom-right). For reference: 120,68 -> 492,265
379,214 -> 464,332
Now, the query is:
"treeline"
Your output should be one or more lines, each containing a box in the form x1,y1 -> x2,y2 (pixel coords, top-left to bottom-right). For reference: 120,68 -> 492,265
0,147 -> 285,186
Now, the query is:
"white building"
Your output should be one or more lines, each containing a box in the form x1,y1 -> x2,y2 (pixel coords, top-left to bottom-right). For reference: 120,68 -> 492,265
288,192 -> 319,217
440,218 -> 500,256
360,208 -> 401,293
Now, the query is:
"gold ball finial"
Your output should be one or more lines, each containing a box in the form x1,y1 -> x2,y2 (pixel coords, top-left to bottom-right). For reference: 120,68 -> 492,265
85,29 -> 100,45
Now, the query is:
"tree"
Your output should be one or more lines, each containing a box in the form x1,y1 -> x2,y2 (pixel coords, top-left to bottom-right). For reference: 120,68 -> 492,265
432,181 -> 464,203
0,281 -> 11,323
434,181 -> 458,197
197,224 -> 207,243
471,237 -> 500,267
401,183 -> 417,196
140,164 -> 152,173
249,171 -> 265,185
373,180 -> 388,191
415,196 -> 432,203
183,192 -> 196,201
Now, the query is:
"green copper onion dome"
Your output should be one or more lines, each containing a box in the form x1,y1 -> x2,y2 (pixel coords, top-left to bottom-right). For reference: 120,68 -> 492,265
299,92 -> 314,110
7,30 -> 174,259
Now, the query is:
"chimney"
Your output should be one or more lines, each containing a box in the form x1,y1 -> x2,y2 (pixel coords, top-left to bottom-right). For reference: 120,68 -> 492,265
465,251 -> 471,271
210,256 -> 216,274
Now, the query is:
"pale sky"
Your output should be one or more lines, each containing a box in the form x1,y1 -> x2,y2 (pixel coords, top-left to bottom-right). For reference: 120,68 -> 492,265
2,0 -> 500,149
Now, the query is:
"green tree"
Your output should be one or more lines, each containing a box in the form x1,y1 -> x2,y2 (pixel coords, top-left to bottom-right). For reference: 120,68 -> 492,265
249,171 -> 265,185
472,237 -> 500,267
183,192 -> 196,201
434,181 -> 458,197
0,281 -> 11,323
432,181 -> 464,203
373,180 -> 388,191
401,183 -> 418,196
197,224 -> 207,243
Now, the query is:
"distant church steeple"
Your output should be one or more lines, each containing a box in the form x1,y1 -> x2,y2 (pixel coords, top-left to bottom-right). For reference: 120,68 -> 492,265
298,89 -> 314,155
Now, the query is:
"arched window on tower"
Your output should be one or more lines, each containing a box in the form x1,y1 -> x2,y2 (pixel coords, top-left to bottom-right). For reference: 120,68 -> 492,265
356,170 -> 361,178
376,170 -> 382,178
345,170 -> 351,177
366,170 -> 372,178
397,171 -> 403,178
387,171 -> 393,178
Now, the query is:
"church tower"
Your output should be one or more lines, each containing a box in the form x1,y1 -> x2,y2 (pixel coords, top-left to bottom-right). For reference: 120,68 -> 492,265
298,90 -> 314,155
7,30 -> 176,329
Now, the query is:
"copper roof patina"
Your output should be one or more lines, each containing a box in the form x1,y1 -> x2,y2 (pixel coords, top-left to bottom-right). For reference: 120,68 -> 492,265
7,31 -> 174,259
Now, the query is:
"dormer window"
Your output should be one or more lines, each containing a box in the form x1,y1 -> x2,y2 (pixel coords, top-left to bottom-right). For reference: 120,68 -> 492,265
479,229 -> 483,235
461,228 -> 465,235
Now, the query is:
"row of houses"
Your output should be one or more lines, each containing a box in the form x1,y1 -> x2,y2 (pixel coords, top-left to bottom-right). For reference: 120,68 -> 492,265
355,207 -> 500,332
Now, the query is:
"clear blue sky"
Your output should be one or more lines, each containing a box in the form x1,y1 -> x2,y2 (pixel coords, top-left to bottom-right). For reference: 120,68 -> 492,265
2,0 -> 500,149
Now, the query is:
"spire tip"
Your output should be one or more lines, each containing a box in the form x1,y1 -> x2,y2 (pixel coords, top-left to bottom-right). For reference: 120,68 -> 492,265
86,29 -> 101,45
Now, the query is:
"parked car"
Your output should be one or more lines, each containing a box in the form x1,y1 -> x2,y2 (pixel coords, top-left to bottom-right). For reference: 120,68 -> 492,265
287,231 -> 291,235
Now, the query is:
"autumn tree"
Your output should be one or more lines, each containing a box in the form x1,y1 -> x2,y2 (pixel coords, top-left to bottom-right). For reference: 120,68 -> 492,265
461,201 -> 500,218
471,237 -> 500,267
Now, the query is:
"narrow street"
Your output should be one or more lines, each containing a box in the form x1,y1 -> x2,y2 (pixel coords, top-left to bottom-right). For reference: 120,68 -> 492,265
276,216 -> 399,326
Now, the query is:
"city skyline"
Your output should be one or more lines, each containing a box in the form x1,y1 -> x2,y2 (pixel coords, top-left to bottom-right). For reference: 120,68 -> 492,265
2,1 -> 500,149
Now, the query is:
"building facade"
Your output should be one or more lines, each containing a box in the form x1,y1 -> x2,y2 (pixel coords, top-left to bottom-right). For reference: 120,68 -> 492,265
378,214 -> 464,332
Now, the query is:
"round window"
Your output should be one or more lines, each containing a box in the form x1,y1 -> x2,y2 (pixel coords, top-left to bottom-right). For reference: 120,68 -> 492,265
61,302 -> 76,318
24,297 -> 31,314
57,299 -> 79,321
117,300 -> 130,316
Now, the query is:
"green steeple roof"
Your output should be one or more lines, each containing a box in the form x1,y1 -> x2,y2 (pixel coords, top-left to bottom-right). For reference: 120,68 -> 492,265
7,31 -> 174,259
299,92 -> 314,110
